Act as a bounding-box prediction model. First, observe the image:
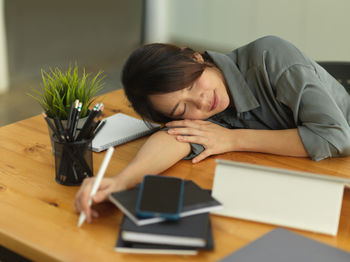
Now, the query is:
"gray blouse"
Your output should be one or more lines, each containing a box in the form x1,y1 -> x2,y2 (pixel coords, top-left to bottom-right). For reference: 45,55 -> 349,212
184,36 -> 350,161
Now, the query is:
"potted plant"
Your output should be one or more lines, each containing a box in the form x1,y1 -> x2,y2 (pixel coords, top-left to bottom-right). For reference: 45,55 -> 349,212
29,64 -> 105,151
29,63 -> 105,120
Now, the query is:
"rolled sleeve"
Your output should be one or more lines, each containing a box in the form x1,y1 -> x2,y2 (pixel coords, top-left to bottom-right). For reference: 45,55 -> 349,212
183,143 -> 205,160
276,65 -> 350,161
298,87 -> 350,160
297,125 -> 338,161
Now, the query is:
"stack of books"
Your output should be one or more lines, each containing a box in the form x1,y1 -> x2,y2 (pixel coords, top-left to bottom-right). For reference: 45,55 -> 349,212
109,180 -> 222,255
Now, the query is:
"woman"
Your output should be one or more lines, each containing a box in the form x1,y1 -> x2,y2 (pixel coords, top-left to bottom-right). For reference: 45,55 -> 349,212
74,36 -> 350,222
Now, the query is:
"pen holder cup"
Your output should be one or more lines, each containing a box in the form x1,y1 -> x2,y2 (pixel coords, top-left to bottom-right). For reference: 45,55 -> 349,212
53,138 -> 93,186
47,116 -> 88,154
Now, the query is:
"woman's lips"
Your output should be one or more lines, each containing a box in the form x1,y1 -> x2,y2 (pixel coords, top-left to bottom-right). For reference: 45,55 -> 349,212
210,91 -> 218,111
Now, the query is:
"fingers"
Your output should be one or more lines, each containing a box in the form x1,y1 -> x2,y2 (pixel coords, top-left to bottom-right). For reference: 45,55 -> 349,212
74,177 -> 119,224
74,177 -> 92,213
168,127 -> 202,136
192,150 -> 210,164
166,119 -> 209,128
175,136 -> 213,163
81,183 -> 94,223
92,187 -> 111,203
91,209 -> 99,219
175,134 -> 206,145
166,120 -> 212,137
74,177 -> 95,222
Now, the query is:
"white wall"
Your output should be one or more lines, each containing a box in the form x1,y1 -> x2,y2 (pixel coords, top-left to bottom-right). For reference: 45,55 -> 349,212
144,0 -> 169,43
147,0 -> 350,61
0,0 -> 8,93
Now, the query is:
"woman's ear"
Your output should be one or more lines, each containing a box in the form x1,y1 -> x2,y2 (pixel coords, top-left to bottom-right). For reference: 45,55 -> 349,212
193,52 -> 204,63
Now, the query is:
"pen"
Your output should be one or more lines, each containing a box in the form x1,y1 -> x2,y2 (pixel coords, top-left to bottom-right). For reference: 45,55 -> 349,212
54,117 -> 69,142
53,117 -> 66,142
42,113 -> 63,142
66,101 -> 74,132
72,102 -> 82,140
93,119 -> 106,137
84,103 -> 104,140
69,100 -> 80,139
96,103 -> 104,118
77,146 -> 115,227
76,103 -> 100,141
85,120 -> 100,139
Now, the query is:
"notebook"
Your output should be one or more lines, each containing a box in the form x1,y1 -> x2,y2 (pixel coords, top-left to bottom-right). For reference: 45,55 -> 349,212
211,159 -> 350,236
121,213 -> 210,247
115,217 -> 214,255
91,113 -> 161,152
220,228 -> 350,262
109,180 -> 222,226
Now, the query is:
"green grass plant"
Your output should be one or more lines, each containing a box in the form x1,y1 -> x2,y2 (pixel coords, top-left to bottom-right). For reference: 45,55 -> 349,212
29,64 -> 105,119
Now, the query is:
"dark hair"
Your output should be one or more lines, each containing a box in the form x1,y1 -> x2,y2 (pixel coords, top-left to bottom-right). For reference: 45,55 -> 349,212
122,43 -> 214,123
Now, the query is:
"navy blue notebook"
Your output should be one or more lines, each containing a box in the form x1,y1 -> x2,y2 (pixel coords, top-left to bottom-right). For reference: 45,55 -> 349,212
115,216 -> 214,255
120,213 -> 210,247
109,180 -> 222,226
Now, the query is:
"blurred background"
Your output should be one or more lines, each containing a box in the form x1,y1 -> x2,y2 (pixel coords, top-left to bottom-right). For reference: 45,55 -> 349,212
0,0 -> 349,126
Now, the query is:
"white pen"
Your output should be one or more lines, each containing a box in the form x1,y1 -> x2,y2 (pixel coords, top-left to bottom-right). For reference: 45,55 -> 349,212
78,146 -> 115,227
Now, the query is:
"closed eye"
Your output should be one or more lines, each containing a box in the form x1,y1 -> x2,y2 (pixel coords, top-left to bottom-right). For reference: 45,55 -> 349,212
170,102 -> 186,118
171,83 -> 193,118
179,104 -> 186,117
179,83 -> 194,117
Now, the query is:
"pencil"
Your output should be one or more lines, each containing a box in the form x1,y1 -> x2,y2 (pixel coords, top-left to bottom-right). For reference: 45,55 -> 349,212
72,102 -> 82,140
42,112 -> 62,142
76,103 -> 100,141
69,100 -> 80,139
93,119 -> 106,137
66,101 -> 74,132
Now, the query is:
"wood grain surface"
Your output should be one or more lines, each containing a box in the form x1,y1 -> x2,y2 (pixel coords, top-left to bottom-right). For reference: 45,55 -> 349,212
1,89 -> 349,262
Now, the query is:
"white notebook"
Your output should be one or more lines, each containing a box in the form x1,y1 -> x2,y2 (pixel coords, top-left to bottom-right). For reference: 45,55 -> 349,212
91,113 -> 161,152
212,159 -> 350,236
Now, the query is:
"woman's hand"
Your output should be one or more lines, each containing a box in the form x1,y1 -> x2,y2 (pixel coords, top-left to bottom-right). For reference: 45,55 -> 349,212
166,120 -> 236,163
73,176 -> 126,223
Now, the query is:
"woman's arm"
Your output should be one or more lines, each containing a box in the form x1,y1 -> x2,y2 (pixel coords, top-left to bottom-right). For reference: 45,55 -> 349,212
74,131 -> 191,222
234,128 -> 308,157
116,130 -> 191,188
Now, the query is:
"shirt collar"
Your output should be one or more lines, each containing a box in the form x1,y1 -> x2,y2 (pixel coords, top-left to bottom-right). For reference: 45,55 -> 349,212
206,50 -> 259,113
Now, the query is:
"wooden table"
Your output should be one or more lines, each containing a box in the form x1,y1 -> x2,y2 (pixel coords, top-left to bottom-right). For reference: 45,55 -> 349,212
1,89 -> 350,261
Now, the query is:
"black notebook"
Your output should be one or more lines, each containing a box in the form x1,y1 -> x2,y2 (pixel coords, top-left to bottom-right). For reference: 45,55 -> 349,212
120,213 -> 210,247
108,180 -> 222,226
115,217 -> 214,255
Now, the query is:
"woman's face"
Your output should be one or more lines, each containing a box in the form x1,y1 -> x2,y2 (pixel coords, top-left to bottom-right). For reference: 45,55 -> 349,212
149,66 -> 231,120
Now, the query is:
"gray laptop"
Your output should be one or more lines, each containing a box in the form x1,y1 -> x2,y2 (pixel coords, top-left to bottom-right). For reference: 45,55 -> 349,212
220,228 -> 350,262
